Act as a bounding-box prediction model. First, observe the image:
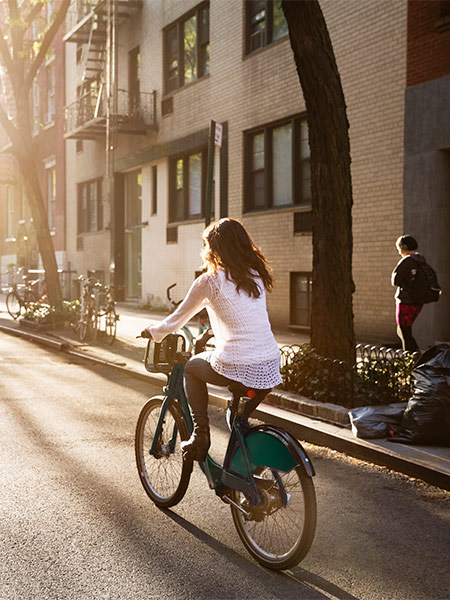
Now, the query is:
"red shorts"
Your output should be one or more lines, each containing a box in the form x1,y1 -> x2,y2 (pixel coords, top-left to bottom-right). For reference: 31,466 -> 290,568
396,303 -> 423,327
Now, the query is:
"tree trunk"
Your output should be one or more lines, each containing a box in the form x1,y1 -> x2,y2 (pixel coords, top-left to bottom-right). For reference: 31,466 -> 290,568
15,145 -> 63,309
282,0 -> 355,364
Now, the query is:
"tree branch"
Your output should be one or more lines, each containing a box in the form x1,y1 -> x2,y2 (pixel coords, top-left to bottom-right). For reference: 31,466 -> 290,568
24,1 -> 47,32
0,23 -> 15,74
24,0 -> 70,91
0,100 -> 19,149
7,0 -> 20,60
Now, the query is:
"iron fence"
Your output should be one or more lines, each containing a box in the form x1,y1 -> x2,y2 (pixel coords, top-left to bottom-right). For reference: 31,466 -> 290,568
280,343 -> 417,409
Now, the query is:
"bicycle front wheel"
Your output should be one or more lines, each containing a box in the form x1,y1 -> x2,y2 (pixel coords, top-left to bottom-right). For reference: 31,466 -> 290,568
78,308 -> 90,342
6,292 -> 21,319
104,307 -> 117,345
230,439 -> 317,570
135,396 -> 192,508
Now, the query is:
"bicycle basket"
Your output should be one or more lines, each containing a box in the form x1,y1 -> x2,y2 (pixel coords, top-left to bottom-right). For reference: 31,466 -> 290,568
144,334 -> 190,373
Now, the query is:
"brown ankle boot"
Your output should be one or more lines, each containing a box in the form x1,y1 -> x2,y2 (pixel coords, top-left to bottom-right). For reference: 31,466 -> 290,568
180,425 -> 210,462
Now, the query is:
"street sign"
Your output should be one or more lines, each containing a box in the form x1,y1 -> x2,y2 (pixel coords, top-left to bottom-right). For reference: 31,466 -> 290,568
214,122 -> 223,148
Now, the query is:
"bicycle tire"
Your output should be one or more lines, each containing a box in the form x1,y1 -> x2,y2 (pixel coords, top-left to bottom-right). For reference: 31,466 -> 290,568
91,307 -> 99,341
104,307 -> 117,345
229,431 -> 317,570
6,291 -> 21,319
79,307 -> 90,342
135,396 -> 193,508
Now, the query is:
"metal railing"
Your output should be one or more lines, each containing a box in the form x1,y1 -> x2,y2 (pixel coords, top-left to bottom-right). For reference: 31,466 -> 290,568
64,88 -> 156,135
280,343 -> 418,409
66,0 -> 96,33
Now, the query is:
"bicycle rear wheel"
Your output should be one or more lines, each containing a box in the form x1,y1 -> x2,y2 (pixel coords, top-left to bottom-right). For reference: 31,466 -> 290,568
135,396 -> 192,508
6,292 -> 21,319
229,435 -> 317,570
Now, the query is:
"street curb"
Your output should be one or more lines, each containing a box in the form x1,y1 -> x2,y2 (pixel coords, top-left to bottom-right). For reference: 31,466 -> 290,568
1,321 -> 449,491
0,323 -> 69,351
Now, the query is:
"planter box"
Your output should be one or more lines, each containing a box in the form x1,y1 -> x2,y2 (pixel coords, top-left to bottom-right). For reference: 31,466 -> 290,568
19,319 -> 66,333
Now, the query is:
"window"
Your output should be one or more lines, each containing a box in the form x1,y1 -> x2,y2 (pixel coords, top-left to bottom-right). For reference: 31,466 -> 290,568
245,0 -> 288,55
164,2 -> 209,94
169,148 -> 207,222
46,62 -> 55,124
244,116 -> 311,212
32,81 -> 40,135
6,185 -> 15,239
129,46 -> 140,113
47,165 -> 56,231
290,272 -> 312,328
77,178 -> 102,234
151,165 -> 157,215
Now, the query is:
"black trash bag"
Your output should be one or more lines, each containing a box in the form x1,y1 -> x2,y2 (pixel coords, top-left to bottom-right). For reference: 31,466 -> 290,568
349,403 -> 407,439
389,344 -> 450,446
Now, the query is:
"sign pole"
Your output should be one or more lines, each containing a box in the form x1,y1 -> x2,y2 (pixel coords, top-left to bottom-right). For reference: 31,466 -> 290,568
205,119 -> 215,228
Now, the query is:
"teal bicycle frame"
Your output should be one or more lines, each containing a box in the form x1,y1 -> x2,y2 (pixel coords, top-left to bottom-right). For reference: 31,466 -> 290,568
148,360 -> 315,507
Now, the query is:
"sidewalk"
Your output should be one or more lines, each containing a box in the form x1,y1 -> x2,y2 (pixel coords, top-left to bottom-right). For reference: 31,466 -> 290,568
1,297 -> 449,492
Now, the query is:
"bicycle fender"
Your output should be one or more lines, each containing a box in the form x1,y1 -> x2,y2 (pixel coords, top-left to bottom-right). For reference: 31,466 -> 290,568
230,425 -> 315,478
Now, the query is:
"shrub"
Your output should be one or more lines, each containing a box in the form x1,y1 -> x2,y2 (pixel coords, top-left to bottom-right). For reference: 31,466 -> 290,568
280,344 -> 416,408
23,300 -> 80,325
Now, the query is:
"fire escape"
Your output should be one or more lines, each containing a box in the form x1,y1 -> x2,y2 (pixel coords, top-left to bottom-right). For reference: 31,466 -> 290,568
64,0 -> 156,140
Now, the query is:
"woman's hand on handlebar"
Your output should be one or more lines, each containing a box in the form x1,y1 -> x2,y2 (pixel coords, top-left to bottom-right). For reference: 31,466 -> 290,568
137,328 -> 153,339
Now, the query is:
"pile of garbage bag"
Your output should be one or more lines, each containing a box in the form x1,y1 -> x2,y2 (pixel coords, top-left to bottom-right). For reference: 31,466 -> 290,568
349,344 -> 450,445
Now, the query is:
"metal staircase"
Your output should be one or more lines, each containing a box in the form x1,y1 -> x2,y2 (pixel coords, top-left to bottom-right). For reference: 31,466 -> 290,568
64,0 -> 156,140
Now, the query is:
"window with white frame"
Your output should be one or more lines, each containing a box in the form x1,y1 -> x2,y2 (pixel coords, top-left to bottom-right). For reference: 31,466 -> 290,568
46,62 -> 55,125
6,185 -> 15,239
46,163 -> 56,231
32,81 -> 40,135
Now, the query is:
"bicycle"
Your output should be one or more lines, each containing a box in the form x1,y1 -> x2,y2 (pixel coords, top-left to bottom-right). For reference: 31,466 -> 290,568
94,284 -> 119,345
5,276 -> 40,319
135,333 -> 317,570
167,283 -> 215,351
72,276 -> 101,342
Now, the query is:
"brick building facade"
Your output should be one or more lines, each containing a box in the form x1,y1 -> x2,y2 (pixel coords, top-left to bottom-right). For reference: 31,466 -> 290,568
63,0 -> 448,346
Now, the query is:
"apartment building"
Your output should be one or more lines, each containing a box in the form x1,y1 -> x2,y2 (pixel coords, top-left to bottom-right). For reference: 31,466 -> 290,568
403,0 -> 450,345
63,0 -> 448,346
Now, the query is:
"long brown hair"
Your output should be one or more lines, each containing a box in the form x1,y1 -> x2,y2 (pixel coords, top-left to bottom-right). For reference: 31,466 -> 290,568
201,218 -> 273,297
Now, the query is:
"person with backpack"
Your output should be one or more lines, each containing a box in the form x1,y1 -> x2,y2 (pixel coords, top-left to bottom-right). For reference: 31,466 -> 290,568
391,235 -> 441,352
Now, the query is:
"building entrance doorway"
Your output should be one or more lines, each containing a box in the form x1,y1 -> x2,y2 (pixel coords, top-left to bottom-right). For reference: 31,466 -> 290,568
125,170 -> 142,299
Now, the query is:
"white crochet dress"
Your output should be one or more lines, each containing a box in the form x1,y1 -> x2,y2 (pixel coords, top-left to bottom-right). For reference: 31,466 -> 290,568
149,269 -> 282,389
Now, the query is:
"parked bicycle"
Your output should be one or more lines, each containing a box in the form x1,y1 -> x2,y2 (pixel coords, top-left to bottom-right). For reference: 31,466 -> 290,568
72,276 -> 101,342
94,284 -> 119,345
5,275 -> 41,319
135,332 -> 317,570
167,283 -> 214,351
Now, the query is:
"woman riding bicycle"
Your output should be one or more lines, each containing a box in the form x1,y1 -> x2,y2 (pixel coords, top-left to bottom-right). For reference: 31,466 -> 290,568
144,218 -> 281,461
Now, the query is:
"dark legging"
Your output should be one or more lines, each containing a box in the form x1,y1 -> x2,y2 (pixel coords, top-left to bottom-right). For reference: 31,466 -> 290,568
397,325 -> 419,352
396,303 -> 423,352
183,352 -> 236,427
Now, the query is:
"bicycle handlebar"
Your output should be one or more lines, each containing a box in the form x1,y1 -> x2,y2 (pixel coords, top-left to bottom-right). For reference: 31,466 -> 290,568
167,283 -> 182,308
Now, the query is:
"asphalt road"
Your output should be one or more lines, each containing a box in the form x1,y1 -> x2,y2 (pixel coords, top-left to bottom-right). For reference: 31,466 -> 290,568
1,333 -> 449,600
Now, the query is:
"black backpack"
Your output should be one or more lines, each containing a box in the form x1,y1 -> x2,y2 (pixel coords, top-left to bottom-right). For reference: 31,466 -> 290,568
409,257 -> 442,304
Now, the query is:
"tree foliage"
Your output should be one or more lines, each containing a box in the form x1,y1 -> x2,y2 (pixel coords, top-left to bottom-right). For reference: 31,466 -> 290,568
0,0 -> 70,307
